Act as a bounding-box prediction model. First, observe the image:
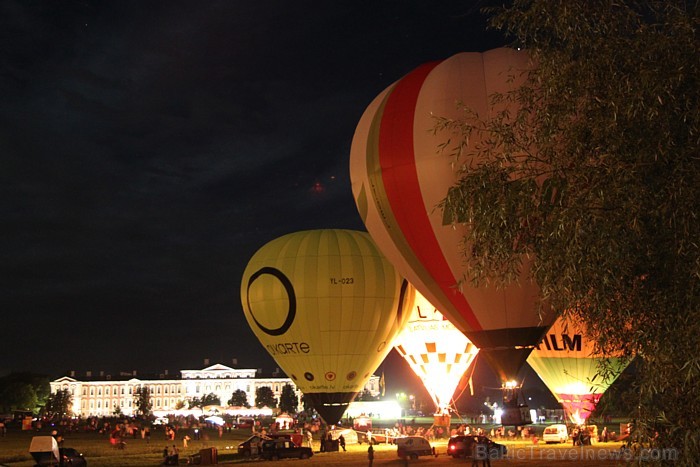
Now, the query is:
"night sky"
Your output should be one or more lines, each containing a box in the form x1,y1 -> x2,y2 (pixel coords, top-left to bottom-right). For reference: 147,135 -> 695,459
1,0 -> 534,402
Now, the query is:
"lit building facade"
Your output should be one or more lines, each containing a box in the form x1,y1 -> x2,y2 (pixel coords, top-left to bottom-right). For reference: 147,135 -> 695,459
50,363 -> 380,417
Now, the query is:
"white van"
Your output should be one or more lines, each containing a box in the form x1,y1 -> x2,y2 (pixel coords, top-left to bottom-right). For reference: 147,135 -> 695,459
542,424 -> 569,444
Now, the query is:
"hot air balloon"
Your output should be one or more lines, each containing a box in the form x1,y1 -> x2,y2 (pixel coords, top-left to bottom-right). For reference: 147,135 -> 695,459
349,48 -> 557,390
527,315 -> 631,425
240,229 -> 413,425
393,289 -> 478,413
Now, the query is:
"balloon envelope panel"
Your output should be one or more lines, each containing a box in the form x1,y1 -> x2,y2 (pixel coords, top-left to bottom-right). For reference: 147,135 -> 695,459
393,289 -> 478,411
350,48 -> 556,380
241,229 -> 413,423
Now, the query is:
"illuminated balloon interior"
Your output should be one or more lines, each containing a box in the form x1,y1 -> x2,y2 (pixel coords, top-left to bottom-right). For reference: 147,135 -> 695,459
393,290 -> 478,413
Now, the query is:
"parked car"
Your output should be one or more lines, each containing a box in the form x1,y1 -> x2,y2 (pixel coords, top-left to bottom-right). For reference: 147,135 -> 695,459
395,436 -> 433,460
260,439 -> 313,460
542,424 -> 569,444
59,447 -> 87,466
447,435 -> 507,459
237,435 -> 266,456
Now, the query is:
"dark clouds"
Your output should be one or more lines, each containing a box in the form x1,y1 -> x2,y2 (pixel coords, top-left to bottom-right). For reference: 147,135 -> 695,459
0,0 -> 504,380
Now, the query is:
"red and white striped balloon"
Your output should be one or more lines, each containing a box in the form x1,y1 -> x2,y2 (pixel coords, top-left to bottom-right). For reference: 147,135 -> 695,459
350,48 -> 556,381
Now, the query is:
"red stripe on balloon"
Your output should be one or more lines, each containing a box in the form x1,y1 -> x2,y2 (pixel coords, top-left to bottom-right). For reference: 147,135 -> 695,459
377,62 -> 482,332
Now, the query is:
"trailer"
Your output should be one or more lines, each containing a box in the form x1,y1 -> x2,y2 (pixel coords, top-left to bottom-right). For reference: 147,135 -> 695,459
29,436 -> 59,466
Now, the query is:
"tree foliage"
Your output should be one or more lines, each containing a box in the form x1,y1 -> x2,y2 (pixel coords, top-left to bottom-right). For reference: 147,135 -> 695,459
438,0 -> 699,461
188,393 -> 219,409
228,389 -> 250,408
201,393 -> 220,407
133,386 -> 152,418
44,388 -> 73,419
278,384 -> 298,414
0,373 -> 50,413
254,386 -> 277,409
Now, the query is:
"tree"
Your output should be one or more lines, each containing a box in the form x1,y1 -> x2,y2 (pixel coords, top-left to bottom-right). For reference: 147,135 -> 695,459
189,396 -> 202,409
0,381 -> 37,413
0,373 -> 50,414
228,389 -> 250,408
255,386 -> 277,409
189,393 -> 220,410
278,384 -> 298,414
133,386 -> 152,418
438,1 -> 699,461
201,393 -> 220,407
44,388 -> 73,419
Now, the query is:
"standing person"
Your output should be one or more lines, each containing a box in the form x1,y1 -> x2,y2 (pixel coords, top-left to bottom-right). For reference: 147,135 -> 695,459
170,444 -> 179,465
182,434 -> 190,448
471,437 -> 491,467
339,434 -> 346,451
306,429 -> 314,449
367,444 -> 374,467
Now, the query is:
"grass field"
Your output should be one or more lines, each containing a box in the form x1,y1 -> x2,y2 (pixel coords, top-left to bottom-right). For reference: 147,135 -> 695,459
0,424 -> 633,466
0,426 -> 251,466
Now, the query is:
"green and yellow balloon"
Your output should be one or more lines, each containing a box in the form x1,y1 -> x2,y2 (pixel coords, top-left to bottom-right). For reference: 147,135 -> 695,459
241,229 -> 413,424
